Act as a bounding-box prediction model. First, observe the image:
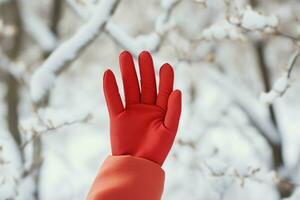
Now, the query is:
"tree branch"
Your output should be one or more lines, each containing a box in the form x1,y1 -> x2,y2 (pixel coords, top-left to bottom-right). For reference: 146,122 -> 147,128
17,0 -> 58,52
30,0 -> 120,106
21,114 -> 92,148
66,0 -> 180,57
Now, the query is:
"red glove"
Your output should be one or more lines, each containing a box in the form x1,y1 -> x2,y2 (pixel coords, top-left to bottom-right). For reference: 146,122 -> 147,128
103,51 -> 181,166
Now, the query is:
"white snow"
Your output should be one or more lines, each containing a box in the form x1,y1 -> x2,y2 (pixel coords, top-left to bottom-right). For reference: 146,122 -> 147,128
161,0 -> 179,10
65,0 -> 92,19
201,20 -> 245,41
260,76 -> 289,104
106,23 -> 161,56
30,70 -> 56,103
241,6 -> 279,30
135,33 -> 161,52
15,176 -> 35,200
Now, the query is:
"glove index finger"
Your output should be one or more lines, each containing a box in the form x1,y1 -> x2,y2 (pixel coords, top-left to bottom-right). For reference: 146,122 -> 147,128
164,90 -> 182,132
156,63 -> 174,110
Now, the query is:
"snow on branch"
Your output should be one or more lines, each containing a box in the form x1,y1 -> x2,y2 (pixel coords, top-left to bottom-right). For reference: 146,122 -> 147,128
65,0 -> 92,19
199,6 -> 280,41
18,0 -> 58,52
30,0 -> 120,104
224,6 -> 279,32
66,0 -> 179,57
106,0 -> 180,57
239,6 -> 279,31
106,23 -> 161,56
260,49 -> 300,104
155,0 -> 179,34
199,20 -> 245,41
0,49 -> 25,79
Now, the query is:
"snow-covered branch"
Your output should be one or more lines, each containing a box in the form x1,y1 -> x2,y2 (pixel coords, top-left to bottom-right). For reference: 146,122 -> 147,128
155,0 -> 179,34
199,6 -> 282,41
30,0 -> 120,104
0,49 -> 25,79
199,20 -> 245,41
238,6 -> 279,31
65,0 -> 92,19
18,0 -> 58,52
108,0 -> 179,56
66,0 -> 179,57
260,50 -> 300,104
106,23 -> 161,56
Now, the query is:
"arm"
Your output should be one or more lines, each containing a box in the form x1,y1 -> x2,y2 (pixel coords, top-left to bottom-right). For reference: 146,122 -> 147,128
87,51 -> 182,200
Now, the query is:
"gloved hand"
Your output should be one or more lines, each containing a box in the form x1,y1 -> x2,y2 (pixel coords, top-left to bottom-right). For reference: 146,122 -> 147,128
103,51 -> 181,166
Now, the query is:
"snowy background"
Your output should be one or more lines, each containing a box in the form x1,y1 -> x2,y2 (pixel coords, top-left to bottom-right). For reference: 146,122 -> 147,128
1,0 -> 300,199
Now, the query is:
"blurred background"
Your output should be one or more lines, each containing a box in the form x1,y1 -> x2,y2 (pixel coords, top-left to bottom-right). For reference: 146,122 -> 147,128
0,0 -> 300,199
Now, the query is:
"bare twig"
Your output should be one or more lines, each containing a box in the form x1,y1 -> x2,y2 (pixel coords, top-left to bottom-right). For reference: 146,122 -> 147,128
202,162 -> 300,190
286,49 -> 300,78
21,114 -> 93,149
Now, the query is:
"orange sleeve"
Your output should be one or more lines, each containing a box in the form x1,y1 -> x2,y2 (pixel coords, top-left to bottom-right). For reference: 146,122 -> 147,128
87,155 -> 165,200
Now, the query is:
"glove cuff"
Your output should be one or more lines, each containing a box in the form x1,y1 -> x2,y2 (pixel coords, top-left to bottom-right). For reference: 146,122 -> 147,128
87,155 -> 165,200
